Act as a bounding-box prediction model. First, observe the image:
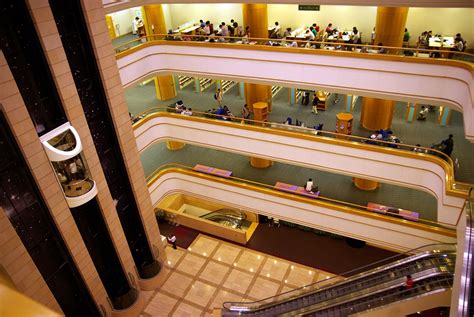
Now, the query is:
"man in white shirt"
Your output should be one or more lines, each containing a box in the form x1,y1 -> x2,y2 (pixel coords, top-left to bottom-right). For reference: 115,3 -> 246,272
305,178 -> 315,193
305,29 -> 315,41
218,23 -> 229,37
270,22 -> 281,38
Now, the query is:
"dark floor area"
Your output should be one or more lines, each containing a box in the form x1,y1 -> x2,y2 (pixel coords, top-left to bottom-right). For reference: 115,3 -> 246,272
159,220 -> 398,277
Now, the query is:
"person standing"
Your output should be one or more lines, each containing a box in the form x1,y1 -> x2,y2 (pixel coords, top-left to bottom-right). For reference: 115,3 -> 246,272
215,89 -> 223,106
241,104 -> 250,119
442,134 -> 454,156
167,235 -> 177,249
403,28 -> 410,47
312,93 -> 319,114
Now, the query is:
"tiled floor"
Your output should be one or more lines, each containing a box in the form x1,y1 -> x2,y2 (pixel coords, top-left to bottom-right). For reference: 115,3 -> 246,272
141,234 -> 342,316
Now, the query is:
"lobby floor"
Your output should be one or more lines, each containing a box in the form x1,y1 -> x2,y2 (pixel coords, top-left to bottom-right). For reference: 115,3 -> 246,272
141,234 -> 342,317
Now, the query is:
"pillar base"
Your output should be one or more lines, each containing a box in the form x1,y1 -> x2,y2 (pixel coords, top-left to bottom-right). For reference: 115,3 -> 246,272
250,157 -> 272,168
353,177 -> 379,191
166,141 -> 185,151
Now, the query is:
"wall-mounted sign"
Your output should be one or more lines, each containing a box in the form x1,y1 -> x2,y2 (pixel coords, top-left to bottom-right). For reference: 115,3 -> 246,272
298,5 -> 320,11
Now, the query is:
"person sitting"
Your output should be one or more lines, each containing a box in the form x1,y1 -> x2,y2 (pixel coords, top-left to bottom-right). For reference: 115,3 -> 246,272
413,144 -> 425,153
325,23 -> 334,35
283,117 -> 292,125
305,178 -> 317,193
454,34 -> 465,52
377,42 -> 386,54
234,22 -> 244,37
305,29 -> 315,41
283,27 -> 292,38
181,107 -> 193,116
270,22 -> 281,38
175,100 -> 185,113
312,23 -> 320,33
417,106 -> 429,120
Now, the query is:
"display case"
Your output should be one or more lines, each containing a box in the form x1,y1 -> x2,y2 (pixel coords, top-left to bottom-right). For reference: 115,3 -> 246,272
335,112 -> 353,136
40,122 -> 98,207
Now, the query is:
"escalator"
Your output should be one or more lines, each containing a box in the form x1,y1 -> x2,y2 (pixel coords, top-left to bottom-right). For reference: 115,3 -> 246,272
222,244 -> 455,316
200,209 -> 247,229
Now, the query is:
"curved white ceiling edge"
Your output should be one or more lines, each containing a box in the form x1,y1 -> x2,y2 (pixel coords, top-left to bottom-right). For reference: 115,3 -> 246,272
103,0 -> 474,15
149,171 -> 456,252
117,44 -> 474,141
39,122 -> 83,162
134,116 -> 466,225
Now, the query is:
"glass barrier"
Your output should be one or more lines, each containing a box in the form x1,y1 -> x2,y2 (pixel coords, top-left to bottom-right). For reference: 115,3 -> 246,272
459,187 -> 474,316
51,153 -> 94,198
133,106 -> 470,194
146,163 -> 456,231
114,34 -> 474,63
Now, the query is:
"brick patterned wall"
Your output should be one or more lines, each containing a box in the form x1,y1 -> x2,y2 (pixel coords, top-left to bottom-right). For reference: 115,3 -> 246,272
80,0 -> 164,259
0,55 -> 61,313
0,209 -> 61,312
24,0 -> 144,313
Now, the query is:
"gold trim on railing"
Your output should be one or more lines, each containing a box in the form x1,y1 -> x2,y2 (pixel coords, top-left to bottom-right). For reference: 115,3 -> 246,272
114,34 -> 474,71
133,107 -> 470,198
146,164 -> 456,238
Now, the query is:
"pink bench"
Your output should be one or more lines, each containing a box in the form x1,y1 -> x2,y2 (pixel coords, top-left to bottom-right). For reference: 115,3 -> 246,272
192,164 -> 233,178
367,202 -> 419,221
274,182 -> 320,198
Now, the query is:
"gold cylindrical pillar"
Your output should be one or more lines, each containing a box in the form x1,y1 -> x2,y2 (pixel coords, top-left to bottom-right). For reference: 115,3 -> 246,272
154,76 -> 176,100
166,141 -> 185,150
353,178 -> 379,191
244,84 -> 272,112
250,157 -> 272,168
360,7 -> 408,133
360,98 -> 395,131
374,7 -> 409,48
242,4 -> 268,39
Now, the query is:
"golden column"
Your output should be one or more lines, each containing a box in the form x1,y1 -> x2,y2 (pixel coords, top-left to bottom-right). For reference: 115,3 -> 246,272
356,7 -> 408,191
143,5 -> 177,101
242,4 -> 272,168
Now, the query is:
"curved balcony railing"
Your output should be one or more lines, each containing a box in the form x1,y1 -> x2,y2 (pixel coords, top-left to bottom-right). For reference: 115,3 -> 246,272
146,163 -> 457,233
132,106 -> 471,196
114,34 -> 474,64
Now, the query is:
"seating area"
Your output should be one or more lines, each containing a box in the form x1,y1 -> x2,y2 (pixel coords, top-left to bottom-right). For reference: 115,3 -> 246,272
192,164 -> 233,178
274,182 -> 321,198
367,202 -> 419,221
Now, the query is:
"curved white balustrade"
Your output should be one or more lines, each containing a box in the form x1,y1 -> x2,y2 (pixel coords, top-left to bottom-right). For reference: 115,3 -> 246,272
134,114 -> 466,225
149,170 -> 456,252
39,122 -> 83,161
117,43 -> 474,141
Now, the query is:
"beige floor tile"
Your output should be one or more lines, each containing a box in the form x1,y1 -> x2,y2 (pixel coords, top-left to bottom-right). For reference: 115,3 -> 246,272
189,235 -> 219,257
162,271 -> 193,297
173,302 -> 204,317
144,291 -> 178,317
209,289 -> 244,311
176,253 -> 207,276
185,280 -> 217,308
222,269 -> 254,295
212,243 -> 241,265
141,290 -> 155,306
247,277 -> 280,300
280,285 -> 298,294
260,257 -> 290,282
199,260 -> 231,285
285,265 -> 316,287
165,247 -> 185,269
235,250 -> 265,273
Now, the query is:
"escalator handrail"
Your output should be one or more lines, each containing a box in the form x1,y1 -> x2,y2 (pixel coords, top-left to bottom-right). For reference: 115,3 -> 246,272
459,187 -> 474,316
257,253 -> 456,316
200,209 -> 246,220
223,243 -> 456,311
295,274 -> 454,317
